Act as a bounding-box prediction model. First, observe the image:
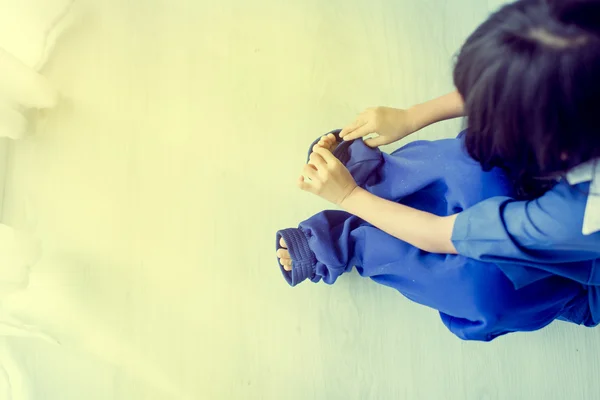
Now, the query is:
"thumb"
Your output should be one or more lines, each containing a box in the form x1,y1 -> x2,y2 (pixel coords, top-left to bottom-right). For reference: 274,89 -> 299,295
364,135 -> 388,148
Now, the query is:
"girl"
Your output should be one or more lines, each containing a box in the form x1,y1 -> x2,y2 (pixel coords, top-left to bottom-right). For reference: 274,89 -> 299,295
275,0 -> 600,341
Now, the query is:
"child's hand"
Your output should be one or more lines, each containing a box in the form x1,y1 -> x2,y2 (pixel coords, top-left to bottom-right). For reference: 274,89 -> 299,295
339,107 -> 416,147
298,145 -> 358,206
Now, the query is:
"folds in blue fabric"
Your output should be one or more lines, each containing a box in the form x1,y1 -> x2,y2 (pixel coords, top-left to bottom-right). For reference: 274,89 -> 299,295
276,130 -> 592,341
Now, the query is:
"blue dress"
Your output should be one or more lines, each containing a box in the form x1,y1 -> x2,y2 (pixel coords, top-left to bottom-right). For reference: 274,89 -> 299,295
275,130 -> 600,341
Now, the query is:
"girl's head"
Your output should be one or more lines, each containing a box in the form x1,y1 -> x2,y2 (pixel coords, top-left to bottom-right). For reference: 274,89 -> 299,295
454,0 -> 600,198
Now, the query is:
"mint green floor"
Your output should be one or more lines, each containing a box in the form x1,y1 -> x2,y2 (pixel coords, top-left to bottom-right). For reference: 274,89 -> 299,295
2,0 -> 598,398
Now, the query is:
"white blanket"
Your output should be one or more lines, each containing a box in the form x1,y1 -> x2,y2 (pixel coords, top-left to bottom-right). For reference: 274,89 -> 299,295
0,1 -> 74,399
0,0 -> 75,138
0,0 -> 74,295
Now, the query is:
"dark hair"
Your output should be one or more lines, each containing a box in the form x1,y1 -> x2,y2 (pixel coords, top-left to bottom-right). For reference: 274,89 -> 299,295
454,0 -> 600,199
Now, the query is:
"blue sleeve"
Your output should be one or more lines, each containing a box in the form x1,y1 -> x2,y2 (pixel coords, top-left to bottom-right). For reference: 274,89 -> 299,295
451,182 -> 600,286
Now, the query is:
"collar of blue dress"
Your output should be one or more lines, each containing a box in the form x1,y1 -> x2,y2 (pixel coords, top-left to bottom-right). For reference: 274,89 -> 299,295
566,159 -> 600,235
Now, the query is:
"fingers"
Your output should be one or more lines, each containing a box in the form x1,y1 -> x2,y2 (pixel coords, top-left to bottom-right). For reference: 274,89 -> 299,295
279,237 -> 287,248
309,151 -> 327,170
342,123 -> 374,141
340,119 -> 367,139
299,143 -> 341,195
364,135 -> 387,148
302,164 -> 319,181
297,175 -> 309,190
311,145 -> 337,164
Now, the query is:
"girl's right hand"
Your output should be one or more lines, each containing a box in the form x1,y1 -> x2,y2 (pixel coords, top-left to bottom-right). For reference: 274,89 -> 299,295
339,107 -> 417,147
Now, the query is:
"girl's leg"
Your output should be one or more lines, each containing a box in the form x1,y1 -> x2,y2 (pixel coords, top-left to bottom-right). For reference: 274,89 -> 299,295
278,208 -> 586,341
277,130 -> 511,284
276,131 -> 587,341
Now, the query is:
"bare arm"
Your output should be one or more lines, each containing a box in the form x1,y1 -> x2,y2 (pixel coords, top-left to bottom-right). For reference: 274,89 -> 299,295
408,90 -> 465,132
307,91 -> 467,251
344,91 -> 464,249
339,91 -> 466,146
341,187 -> 459,254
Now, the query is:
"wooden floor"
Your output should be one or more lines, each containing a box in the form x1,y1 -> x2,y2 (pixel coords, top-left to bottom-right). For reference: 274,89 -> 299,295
1,0 -> 599,398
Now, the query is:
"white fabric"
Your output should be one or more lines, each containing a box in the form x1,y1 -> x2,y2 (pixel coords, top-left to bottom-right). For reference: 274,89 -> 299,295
566,159 -> 600,235
0,0 -> 75,138
0,0 -> 75,70
0,0 -> 74,297
0,2 -> 73,398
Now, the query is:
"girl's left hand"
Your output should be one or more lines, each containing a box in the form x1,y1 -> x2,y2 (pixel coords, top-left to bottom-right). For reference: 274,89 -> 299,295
298,145 -> 358,205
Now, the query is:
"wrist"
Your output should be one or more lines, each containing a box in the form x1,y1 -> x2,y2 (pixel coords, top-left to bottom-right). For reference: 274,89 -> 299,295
405,104 -> 424,133
340,185 -> 363,209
